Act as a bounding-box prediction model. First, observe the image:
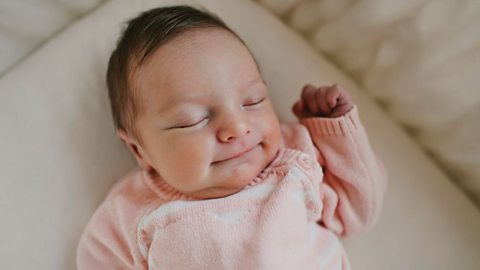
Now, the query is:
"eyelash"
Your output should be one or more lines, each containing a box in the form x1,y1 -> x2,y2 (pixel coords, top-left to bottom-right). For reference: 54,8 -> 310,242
244,97 -> 266,107
171,98 -> 266,129
173,117 -> 208,129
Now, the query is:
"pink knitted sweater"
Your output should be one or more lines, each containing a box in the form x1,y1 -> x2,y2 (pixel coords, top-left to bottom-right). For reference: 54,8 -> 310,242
77,107 -> 387,269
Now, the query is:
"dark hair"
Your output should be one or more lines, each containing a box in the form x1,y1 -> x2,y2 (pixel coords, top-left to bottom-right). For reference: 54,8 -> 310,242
106,5 -> 243,141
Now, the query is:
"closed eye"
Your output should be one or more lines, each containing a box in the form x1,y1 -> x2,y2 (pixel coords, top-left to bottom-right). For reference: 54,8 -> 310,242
171,117 -> 208,129
243,97 -> 266,107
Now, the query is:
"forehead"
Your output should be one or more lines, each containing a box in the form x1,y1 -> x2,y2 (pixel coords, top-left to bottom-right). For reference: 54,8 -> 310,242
133,28 -> 261,113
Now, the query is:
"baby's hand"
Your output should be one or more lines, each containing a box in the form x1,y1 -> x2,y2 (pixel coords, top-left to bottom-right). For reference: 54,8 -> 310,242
292,84 -> 354,118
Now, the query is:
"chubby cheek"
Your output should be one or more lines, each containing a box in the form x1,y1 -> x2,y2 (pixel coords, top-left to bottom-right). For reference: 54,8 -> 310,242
153,134 -> 214,191
259,104 -> 282,153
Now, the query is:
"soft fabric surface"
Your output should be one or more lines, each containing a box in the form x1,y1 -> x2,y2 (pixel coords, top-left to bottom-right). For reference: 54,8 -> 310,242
0,0 -> 479,269
0,0 -> 105,76
258,0 -> 480,206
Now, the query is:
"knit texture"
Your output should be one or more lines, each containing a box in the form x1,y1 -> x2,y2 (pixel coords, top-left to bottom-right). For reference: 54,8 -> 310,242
77,106 -> 387,269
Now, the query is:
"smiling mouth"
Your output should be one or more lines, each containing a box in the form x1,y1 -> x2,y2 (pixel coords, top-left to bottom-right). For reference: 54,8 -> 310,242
212,145 -> 258,164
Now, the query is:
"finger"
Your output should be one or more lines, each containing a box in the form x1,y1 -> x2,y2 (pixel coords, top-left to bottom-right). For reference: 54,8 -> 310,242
325,86 -> 340,108
334,84 -> 352,106
302,85 -> 320,115
330,91 -> 353,117
316,87 -> 331,116
330,103 -> 352,118
292,100 -> 306,118
340,87 -> 352,107
301,84 -> 315,100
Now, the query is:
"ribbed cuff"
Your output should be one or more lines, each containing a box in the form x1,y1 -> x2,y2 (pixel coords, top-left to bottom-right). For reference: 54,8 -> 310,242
299,106 -> 360,136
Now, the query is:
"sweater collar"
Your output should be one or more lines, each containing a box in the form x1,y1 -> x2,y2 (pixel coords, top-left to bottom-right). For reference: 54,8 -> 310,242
142,147 -> 303,202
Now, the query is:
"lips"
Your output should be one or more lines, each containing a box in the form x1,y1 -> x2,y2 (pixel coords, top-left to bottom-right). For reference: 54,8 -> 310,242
213,144 -> 258,164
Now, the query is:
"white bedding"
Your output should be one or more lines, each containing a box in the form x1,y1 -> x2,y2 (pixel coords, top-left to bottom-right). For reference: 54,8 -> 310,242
0,0 -> 479,269
0,0 -> 105,76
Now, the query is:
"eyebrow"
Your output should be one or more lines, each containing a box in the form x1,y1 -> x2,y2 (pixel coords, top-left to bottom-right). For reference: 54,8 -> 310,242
156,76 -> 264,115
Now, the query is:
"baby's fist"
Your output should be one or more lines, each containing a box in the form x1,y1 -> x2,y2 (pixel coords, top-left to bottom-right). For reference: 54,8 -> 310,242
292,84 -> 353,118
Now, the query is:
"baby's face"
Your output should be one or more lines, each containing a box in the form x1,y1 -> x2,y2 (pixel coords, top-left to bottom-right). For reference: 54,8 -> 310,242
132,28 -> 282,199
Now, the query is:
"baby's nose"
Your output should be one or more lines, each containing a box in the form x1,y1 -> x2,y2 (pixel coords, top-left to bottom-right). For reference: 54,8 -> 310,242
217,114 -> 251,143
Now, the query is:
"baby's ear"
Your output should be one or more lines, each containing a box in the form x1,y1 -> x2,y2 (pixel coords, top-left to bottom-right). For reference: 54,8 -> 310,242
116,129 -> 154,172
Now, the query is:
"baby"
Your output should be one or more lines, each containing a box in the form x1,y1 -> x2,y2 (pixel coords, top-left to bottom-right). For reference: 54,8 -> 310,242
77,5 -> 387,270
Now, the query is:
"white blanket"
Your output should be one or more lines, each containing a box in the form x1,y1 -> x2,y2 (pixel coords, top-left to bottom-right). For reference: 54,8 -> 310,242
0,0 -> 104,76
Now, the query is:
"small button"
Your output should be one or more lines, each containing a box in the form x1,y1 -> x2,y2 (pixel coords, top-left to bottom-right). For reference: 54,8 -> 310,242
297,153 -> 312,170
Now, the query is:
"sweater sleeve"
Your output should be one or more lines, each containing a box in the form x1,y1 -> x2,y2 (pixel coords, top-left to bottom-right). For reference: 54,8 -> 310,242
300,106 -> 387,238
76,174 -> 151,270
76,196 -> 147,270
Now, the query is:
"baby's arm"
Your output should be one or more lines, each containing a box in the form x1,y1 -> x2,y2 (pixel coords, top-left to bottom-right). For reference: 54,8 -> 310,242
76,179 -> 148,270
294,84 -> 387,238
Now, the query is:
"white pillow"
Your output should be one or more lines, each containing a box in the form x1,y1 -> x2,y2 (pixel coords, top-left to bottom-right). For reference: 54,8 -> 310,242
1,0 -> 479,269
0,0 -> 105,76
